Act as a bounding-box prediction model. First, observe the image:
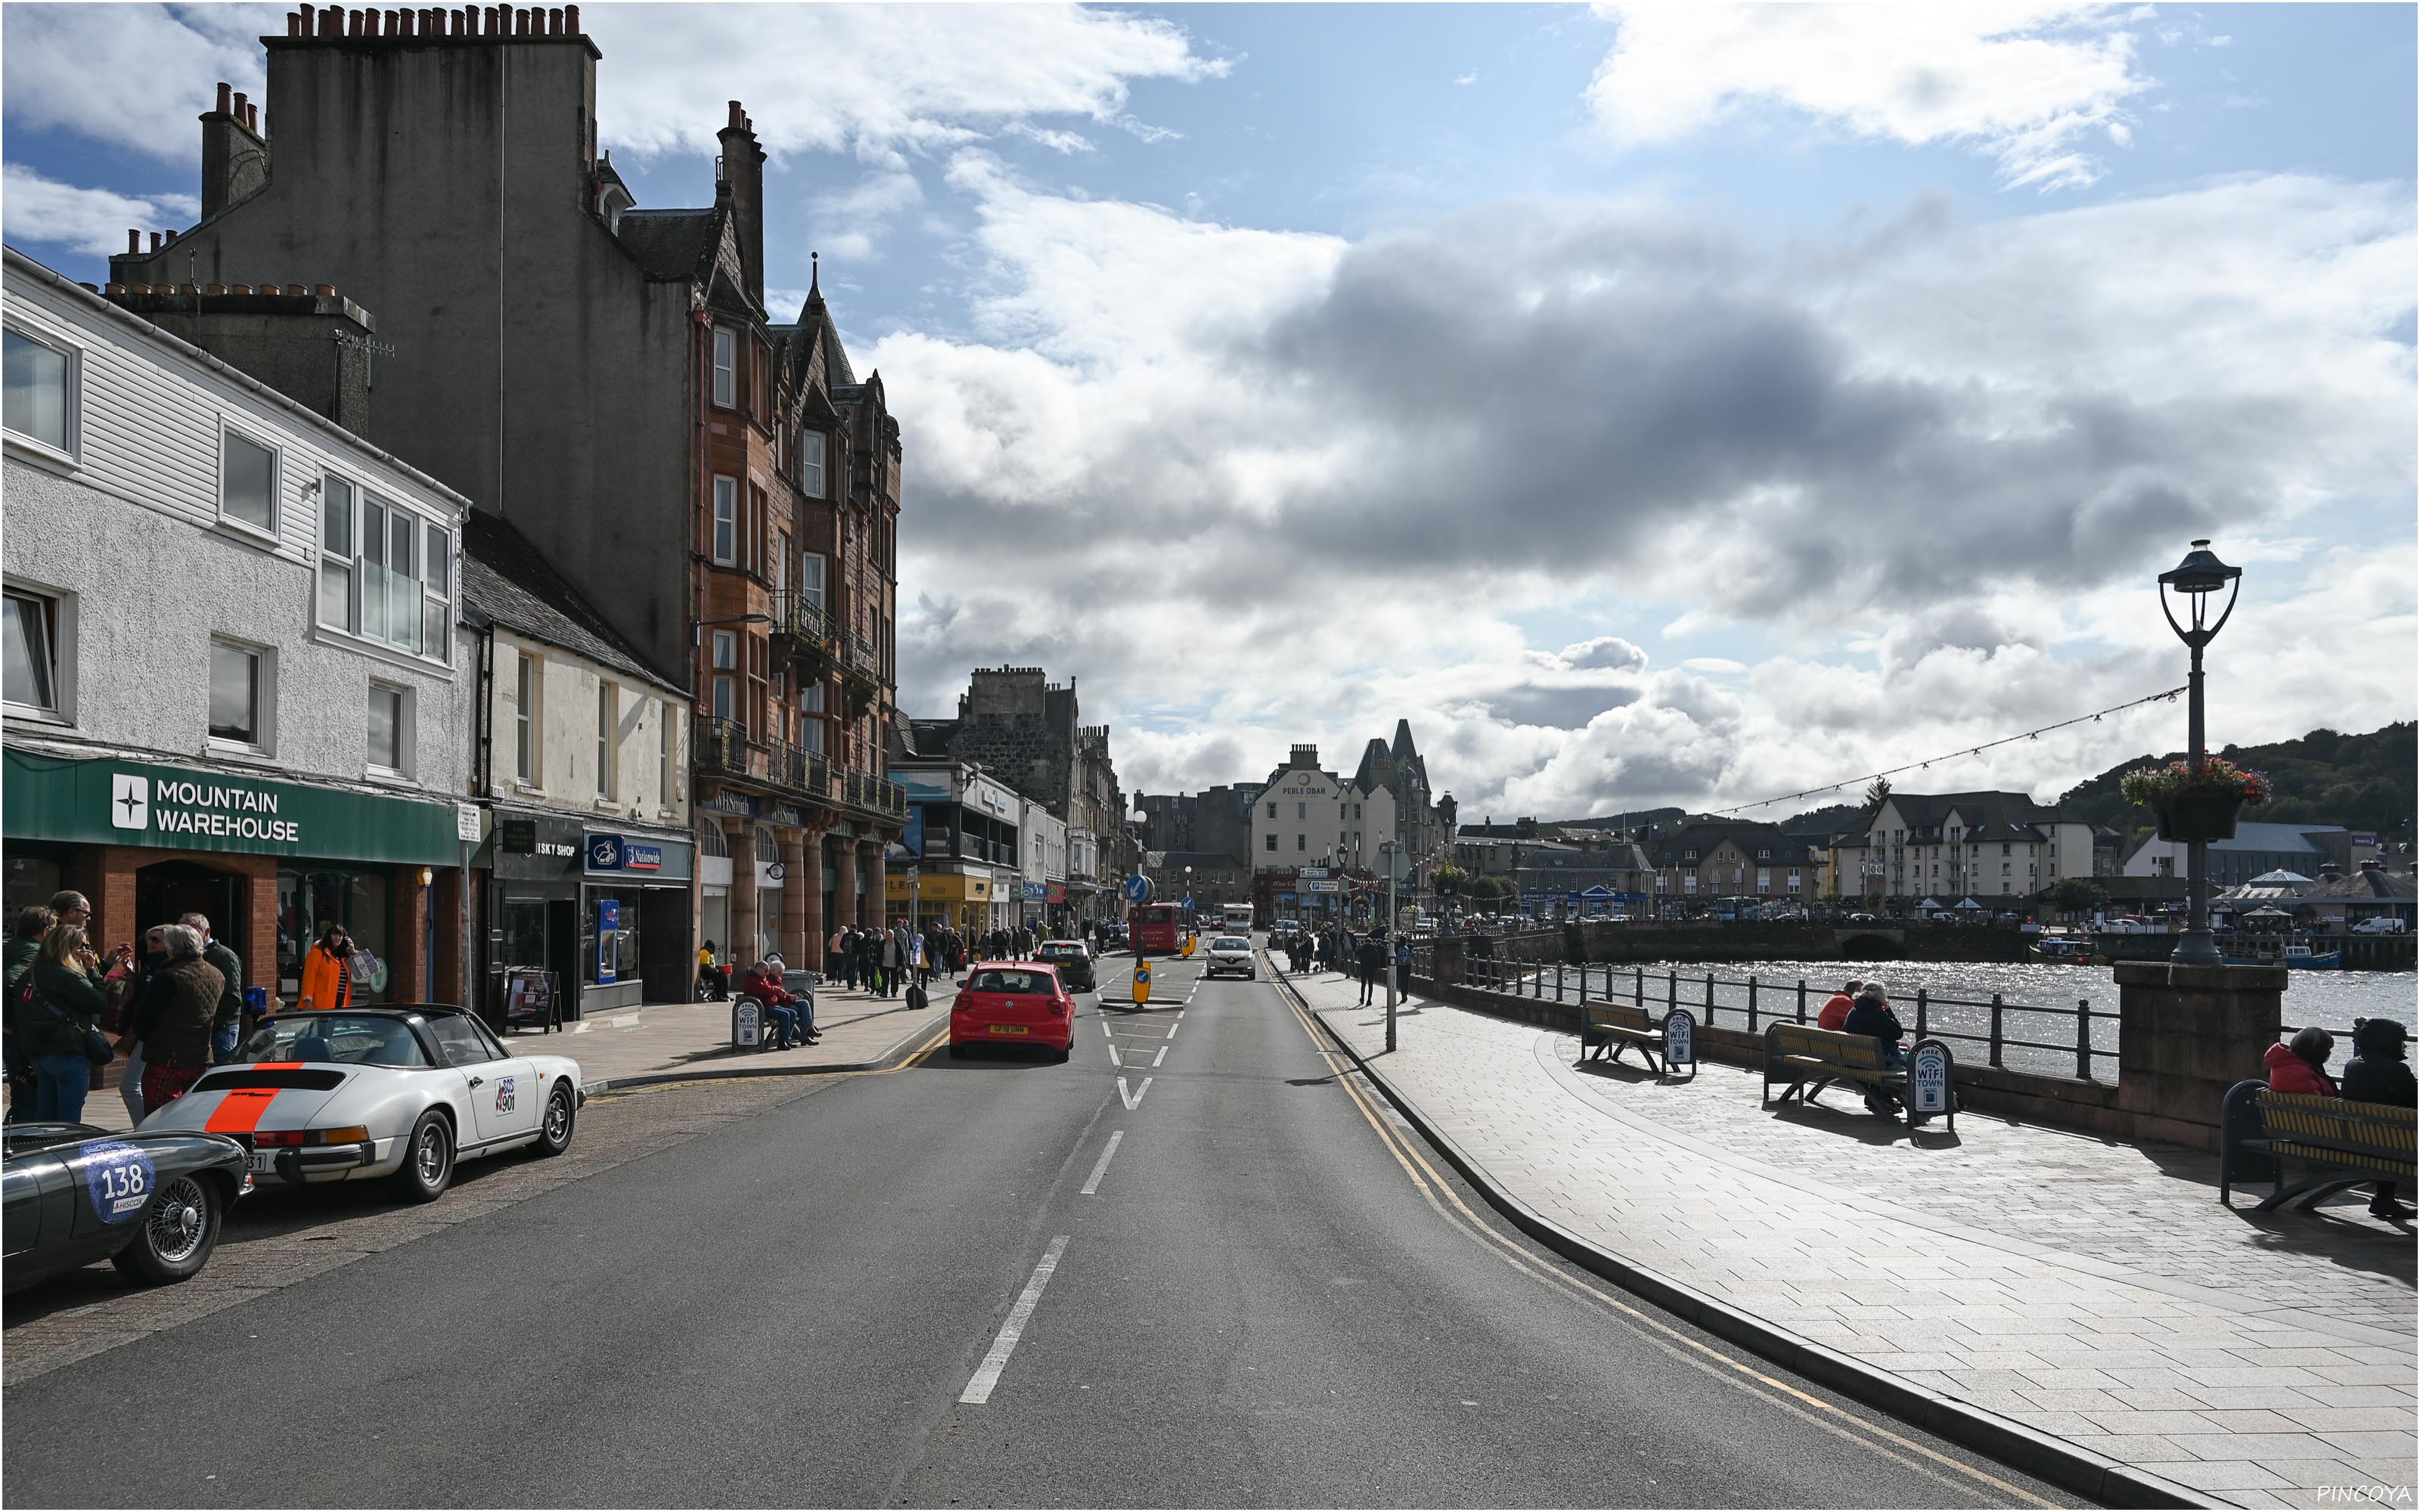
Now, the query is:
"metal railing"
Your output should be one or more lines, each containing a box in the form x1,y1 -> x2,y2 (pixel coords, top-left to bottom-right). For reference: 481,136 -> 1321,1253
693,714 -> 755,778
765,736 -> 827,796
1418,956 -> 2117,1082
769,590 -> 835,649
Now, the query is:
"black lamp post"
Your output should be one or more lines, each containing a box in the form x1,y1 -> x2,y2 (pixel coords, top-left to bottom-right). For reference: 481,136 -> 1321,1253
2156,539 -> 2243,968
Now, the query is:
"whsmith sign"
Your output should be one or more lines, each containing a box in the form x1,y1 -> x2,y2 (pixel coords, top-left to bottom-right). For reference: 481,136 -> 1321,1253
5,752 -> 460,865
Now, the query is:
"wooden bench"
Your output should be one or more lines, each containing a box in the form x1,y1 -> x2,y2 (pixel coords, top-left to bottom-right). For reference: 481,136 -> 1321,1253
1578,1002 -> 1694,1080
2220,1082 -> 2417,1210
1762,1022 -> 1956,1129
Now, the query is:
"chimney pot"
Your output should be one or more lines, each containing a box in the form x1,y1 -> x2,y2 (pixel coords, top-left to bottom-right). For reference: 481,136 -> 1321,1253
79,282 -> 101,293
103,284 -> 125,294
321,6 -> 340,34
347,9 -> 362,36
150,232 -> 163,252
250,103 -> 262,132
128,229 -> 141,254
299,3 -> 315,32
216,82 -> 233,113
165,229 -> 178,243
287,11 -> 301,36
563,3 -> 577,31
315,283 -> 336,296
514,7 -> 529,35
548,6 -> 562,34
728,99 -> 745,130
231,284 -> 253,295
231,90 -> 248,121
206,283 -> 228,295
178,283 -> 200,295
382,10 -> 399,36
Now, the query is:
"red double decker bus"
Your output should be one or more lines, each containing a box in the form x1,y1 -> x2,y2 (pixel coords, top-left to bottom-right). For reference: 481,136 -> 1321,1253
1130,903 -> 1184,954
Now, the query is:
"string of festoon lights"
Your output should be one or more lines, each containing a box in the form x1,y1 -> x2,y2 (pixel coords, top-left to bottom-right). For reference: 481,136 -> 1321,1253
1702,686 -> 2190,820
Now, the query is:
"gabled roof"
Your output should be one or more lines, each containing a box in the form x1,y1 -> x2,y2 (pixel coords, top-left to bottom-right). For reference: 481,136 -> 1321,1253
1865,791 -> 2079,844
1649,823 -> 1813,867
616,209 -> 720,282
458,513 -> 685,695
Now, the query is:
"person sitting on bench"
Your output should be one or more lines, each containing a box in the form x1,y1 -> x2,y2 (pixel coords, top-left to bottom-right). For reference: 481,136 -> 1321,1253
1841,981 -> 1907,1117
2265,1025 -> 2336,1097
2341,1018 -> 2415,1222
1817,978 -> 1863,1032
737,962 -> 816,1049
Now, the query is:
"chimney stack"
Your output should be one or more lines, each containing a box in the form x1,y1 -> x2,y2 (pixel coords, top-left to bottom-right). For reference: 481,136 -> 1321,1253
200,82 -> 270,221
716,99 -> 767,305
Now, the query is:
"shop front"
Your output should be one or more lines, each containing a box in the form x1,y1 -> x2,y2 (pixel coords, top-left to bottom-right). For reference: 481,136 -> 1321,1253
480,810 -> 693,1018
3,750 -> 464,1008
885,869 -> 1003,937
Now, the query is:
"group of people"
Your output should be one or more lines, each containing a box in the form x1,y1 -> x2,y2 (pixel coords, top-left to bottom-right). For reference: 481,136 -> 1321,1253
1278,923 -> 1413,1007
701,918 -> 1114,1009
1815,978 -> 1913,1117
2264,1018 -> 2415,1222
3,891 -> 261,1126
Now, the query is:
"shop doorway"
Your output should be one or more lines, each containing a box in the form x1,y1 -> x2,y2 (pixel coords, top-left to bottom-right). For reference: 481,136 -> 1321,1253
136,860 -> 244,946
547,899 -> 579,1018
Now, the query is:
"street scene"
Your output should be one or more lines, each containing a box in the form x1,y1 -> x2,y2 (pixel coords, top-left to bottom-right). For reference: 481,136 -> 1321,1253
1,3 -> 2415,1510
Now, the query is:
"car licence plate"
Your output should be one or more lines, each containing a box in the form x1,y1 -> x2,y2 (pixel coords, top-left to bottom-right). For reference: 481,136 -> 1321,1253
989,1024 -> 1028,1035
245,1151 -> 276,1173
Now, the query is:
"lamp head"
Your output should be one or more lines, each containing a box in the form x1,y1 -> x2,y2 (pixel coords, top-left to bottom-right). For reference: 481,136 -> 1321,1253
2158,539 -> 2241,597
2155,538 -> 2243,646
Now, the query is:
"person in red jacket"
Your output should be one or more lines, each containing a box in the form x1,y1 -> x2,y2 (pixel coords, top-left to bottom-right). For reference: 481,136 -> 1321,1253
1816,978 -> 1863,1032
2263,1026 -> 2338,1097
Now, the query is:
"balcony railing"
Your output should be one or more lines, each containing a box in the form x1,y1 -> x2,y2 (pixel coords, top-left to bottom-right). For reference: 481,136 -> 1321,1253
693,714 -> 754,779
692,715 -> 902,821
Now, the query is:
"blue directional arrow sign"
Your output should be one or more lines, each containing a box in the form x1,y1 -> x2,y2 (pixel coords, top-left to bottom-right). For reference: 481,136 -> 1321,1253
1122,874 -> 1153,903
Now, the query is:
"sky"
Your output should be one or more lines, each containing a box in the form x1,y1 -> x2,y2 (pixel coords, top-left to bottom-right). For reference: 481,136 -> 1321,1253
5,2 -> 2414,824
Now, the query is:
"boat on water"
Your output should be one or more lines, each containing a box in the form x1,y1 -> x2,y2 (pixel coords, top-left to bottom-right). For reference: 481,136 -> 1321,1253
2030,937 -> 2107,965
2225,942 -> 2344,970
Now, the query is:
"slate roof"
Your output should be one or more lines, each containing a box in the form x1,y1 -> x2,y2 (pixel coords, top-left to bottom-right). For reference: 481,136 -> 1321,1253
1649,823 -> 1813,868
616,209 -> 718,281
458,512 -> 684,694
1866,792 -> 2079,844
2307,868 -> 2416,901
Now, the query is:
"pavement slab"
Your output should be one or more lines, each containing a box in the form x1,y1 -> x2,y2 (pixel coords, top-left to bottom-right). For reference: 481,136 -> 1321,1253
1291,966 -> 2416,1510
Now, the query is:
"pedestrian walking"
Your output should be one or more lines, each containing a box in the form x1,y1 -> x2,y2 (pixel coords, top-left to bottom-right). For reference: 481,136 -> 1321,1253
881,925 -> 901,999
910,927 -> 929,988
179,912 -> 247,1065
1355,933 -> 1385,1006
299,922 -> 355,1013
1394,935 -> 1413,996
5,905 -> 54,1121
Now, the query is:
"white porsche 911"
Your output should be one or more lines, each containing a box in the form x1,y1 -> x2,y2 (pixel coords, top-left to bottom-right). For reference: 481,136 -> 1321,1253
138,1006 -> 582,1203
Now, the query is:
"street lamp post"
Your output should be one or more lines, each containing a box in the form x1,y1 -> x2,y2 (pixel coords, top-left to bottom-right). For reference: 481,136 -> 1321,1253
2158,539 -> 2243,968
1380,840 -> 1400,1052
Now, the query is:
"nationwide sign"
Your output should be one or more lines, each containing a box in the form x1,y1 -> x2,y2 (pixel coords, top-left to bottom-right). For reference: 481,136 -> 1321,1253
3,751 -> 458,865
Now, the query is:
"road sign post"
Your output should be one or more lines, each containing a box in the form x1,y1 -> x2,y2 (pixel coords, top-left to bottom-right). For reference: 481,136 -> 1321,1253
1133,957 -> 1152,1005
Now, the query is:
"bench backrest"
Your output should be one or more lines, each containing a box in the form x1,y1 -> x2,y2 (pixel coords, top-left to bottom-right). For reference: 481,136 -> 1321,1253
1586,1002 -> 1655,1034
1770,1022 -> 1887,1072
2259,1090 -> 2418,1170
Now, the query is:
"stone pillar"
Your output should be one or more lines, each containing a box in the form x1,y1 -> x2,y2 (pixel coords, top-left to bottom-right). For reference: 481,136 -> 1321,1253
389,867 -> 429,1002
780,831 -> 808,967
728,817 -> 761,965
433,866 -> 468,1007
2112,961 -> 2287,1151
831,834 -> 858,935
799,832 -> 826,971
1429,935 -> 1464,987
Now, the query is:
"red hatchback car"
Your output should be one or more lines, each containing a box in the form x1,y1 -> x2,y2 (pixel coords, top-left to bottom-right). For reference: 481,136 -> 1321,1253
950,961 -> 1076,1060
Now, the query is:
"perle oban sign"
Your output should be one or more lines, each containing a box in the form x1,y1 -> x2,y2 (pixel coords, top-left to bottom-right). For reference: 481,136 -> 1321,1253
113,773 -> 300,843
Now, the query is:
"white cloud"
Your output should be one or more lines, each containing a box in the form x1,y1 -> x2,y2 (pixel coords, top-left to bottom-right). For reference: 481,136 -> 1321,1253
807,166 -> 924,261
873,164 -> 2414,817
1587,2 -> 2153,189
2,4 -> 279,161
1001,123 -> 1096,155
0,165 -> 200,258
1681,658 -> 1747,674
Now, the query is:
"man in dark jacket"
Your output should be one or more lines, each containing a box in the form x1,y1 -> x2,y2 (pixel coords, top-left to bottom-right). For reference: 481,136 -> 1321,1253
2342,1018 -> 2415,1221
1355,934 -> 1385,1005
182,912 -> 246,1064
1841,983 -> 1907,1117
132,924 -> 223,1111
4,906 -> 54,1122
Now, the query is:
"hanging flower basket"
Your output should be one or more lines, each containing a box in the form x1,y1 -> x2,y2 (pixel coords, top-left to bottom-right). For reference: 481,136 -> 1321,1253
2120,757 -> 2268,843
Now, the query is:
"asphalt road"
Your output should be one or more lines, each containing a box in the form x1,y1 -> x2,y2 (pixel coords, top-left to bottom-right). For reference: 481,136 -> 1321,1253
3,943 -> 2066,1508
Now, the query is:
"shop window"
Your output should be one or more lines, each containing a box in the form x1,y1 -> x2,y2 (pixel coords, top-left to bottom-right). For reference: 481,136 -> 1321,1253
4,324 -> 78,459
208,638 -> 268,751
368,682 -> 408,775
756,826 -> 779,863
277,866 -> 390,1002
4,586 -> 64,717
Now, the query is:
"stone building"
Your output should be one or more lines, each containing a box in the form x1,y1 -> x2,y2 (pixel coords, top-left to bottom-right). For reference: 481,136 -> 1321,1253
927,668 -> 1131,925
103,8 -> 906,970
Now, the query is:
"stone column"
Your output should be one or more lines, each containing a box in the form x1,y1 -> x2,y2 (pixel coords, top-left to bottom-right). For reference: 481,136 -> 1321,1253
780,831 -> 809,967
2112,961 -> 2287,1151
831,834 -> 858,935
727,817 -> 760,966
799,832 -> 826,971
866,840 -> 889,928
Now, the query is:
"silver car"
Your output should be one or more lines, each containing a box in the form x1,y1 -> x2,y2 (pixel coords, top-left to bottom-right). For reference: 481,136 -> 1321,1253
1203,935 -> 1257,979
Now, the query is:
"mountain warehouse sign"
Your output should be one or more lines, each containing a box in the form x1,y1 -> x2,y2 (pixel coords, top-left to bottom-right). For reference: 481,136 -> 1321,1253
5,751 -> 460,866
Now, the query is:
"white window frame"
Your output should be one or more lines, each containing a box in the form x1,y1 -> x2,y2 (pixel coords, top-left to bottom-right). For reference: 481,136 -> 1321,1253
513,650 -> 539,786
216,420 -> 282,541
658,699 -> 674,810
800,551 -> 827,614
596,681 -> 618,801
2,322 -> 80,465
712,476 -> 739,565
313,472 -> 453,667
367,680 -> 412,778
2,582 -> 73,723
206,636 -> 275,757
712,327 -> 737,408
799,429 -> 827,498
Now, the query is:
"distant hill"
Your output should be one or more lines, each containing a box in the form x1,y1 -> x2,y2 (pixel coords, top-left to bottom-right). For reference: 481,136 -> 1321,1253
1777,802 -> 1865,838
2056,722 -> 2416,844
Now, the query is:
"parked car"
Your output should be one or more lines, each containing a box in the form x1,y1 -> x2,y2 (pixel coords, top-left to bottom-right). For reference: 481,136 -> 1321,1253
951,962 -> 1075,1060
3,1122 -> 249,1293
1035,938 -> 1097,991
138,1006 -> 582,1204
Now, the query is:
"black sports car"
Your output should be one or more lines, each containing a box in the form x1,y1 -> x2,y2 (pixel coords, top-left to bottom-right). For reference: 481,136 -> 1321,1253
2,1122 -> 249,1294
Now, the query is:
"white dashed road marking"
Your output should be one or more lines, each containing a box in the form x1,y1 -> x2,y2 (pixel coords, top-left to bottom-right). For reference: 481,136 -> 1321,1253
1079,1131 -> 1125,1196
960,1235 -> 1071,1405
1116,1077 -> 1153,1110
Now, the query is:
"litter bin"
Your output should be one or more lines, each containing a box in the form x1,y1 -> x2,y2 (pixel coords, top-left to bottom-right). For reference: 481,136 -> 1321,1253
731,997 -> 766,1049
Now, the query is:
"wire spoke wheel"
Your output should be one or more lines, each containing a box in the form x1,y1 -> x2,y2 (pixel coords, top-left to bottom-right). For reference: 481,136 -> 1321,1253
144,1177 -> 209,1265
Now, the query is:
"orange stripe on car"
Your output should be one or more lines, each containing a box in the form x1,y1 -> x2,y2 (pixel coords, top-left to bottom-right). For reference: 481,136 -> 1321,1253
204,1088 -> 281,1133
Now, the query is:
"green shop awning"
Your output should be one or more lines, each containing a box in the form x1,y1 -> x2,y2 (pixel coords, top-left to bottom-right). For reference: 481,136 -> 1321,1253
5,749 -> 462,866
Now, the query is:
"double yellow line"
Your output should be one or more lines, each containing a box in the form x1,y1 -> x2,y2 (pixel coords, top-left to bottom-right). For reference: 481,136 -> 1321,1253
1268,966 -> 2053,1510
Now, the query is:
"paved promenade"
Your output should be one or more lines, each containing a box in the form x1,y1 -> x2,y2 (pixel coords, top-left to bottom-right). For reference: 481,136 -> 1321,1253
60,978 -> 957,1135
1287,966 -> 2415,1509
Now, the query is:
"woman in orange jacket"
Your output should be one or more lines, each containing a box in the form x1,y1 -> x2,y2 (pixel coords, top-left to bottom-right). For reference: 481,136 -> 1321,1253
298,923 -> 353,1013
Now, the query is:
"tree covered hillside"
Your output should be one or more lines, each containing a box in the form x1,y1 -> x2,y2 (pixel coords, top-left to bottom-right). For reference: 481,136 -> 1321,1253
2057,723 -> 2416,845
